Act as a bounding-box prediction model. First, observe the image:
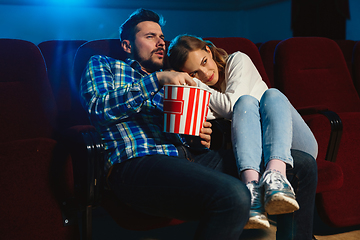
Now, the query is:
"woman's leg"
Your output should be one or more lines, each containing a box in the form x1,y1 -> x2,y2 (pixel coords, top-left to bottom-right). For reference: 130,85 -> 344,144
232,95 -> 263,180
260,88 -> 318,169
232,95 -> 269,229
259,88 -> 317,216
260,89 -> 293,169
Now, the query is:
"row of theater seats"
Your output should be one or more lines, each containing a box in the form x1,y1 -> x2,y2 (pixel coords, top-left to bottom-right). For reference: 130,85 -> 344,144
1,37 -> 360,239
258,38 -> 360,230
258,39 -> 360,96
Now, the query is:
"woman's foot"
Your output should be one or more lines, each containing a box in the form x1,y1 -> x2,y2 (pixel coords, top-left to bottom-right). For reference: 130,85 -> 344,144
260,170 -> 299,215
244,181 -> 270,229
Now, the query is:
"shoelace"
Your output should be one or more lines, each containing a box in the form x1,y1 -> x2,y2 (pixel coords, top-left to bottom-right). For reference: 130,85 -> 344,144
247,182 -> 262,207
261,170 -> 293,191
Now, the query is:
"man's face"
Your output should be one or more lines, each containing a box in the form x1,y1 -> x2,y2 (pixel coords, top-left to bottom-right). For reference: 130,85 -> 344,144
131,21 -> 165,73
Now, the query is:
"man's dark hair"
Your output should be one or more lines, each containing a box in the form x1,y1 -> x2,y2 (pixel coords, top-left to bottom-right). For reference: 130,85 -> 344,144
119,8 -> 165,42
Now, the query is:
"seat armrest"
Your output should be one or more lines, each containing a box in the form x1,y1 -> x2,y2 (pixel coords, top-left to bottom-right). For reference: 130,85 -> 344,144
299,107 -> 343,163
65,125 -> 104,207
296,105 -> 329,115
317,110 -> 343,162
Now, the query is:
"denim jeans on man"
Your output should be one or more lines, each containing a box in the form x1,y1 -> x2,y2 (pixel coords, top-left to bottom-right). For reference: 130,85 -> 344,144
108,145 -> 317,240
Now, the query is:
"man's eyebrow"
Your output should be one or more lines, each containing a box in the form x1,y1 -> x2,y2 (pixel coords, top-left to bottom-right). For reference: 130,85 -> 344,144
144,32 -> 156,36
144,32 -> 165,39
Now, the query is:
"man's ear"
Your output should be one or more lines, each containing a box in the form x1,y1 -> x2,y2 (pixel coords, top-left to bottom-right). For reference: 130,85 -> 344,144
121,40 -> 132,54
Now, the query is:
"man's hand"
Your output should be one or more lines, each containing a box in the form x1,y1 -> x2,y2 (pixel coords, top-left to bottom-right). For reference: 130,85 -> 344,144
156,71 -> 196,86
199,121 -> 212,149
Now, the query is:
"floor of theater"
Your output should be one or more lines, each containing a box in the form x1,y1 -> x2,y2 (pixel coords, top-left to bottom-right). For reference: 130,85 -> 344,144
90,206 -> 360,240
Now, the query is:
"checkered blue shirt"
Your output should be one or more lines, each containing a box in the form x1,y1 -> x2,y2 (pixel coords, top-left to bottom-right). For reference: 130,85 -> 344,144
80,55 -> 184,172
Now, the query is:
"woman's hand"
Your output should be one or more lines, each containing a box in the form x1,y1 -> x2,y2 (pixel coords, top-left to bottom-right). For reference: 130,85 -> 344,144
199,121 -> 212,149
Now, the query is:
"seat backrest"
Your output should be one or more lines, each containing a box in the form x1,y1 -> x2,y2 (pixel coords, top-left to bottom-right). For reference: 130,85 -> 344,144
0,39 -> 79,240
38,40 -> 87,113
334,40 -> 356,79
259,40 -> 281,88
204,37 -> 271,87
274,37 -> 360,113
73,39 -> 126,85
72,39 -> 126,126
352,41 -> 360,97
0,39 -> 57,142
255,42 -> 262,49
38,40 -> 88,130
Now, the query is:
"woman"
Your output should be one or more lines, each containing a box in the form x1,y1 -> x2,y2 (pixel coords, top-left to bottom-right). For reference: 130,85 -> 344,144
167,35 -> 318,229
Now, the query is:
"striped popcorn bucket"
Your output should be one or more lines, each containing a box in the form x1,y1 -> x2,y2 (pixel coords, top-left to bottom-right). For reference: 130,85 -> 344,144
163,85 -> 211,136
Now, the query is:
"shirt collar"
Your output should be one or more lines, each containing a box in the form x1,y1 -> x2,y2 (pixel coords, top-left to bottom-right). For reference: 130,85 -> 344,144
125,58 -> 141,70
125,58 -> 163,75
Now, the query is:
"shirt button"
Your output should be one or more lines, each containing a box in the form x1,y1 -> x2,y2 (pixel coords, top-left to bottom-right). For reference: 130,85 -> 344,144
150,92 -> 155,96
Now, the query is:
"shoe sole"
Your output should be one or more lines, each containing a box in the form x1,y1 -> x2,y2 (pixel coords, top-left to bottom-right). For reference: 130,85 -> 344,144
265,193 -> 299,215
244,216 -> 270,229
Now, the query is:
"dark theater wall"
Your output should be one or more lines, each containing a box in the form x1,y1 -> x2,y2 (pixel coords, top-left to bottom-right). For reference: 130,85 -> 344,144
0,0 -> 358,45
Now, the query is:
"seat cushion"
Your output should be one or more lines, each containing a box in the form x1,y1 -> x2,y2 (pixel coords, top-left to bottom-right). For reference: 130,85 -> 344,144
0,138 -> 79,239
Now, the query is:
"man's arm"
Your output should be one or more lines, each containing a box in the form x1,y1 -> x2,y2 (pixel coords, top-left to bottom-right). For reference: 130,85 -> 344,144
80,55 -> 161,126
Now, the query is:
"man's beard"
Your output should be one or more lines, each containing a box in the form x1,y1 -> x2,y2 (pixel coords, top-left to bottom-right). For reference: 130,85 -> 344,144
133,48 -> 164,73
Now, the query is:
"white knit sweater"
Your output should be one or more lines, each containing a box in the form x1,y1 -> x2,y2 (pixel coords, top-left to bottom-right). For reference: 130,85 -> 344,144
194,51 -> 268,120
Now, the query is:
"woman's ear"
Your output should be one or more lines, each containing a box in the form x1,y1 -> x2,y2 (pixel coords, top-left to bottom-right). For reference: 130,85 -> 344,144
205,45 -> 213,58
121,40 -> 132,54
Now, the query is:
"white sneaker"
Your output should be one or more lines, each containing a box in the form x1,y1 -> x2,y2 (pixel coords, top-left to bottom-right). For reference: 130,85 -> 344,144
260,170 -> 299,215
244,181 -> 270,229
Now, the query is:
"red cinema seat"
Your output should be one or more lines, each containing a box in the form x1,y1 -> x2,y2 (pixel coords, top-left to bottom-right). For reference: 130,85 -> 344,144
352,41 -> 360,97
0,39 -> 79,239
259,40 -> 281,88
38,40 -> 87,130
334,40 -> 356,79
274,37 -> 360,228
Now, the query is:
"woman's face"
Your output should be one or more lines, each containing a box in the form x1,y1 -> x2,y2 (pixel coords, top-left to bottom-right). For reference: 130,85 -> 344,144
181,46 -> 219,86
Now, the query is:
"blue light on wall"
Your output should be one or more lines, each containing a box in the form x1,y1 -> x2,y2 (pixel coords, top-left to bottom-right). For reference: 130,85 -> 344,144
47,0 -> 87,6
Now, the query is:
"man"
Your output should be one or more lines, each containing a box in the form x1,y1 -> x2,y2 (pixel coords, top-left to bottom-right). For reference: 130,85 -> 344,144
80,8 -> 317,239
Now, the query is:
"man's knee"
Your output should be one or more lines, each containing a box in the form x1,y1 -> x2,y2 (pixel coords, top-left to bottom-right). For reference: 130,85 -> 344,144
290,149 -> 318,187
210,178 -> 251,216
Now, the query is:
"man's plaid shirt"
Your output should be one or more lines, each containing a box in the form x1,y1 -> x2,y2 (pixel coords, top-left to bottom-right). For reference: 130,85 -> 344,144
80,55 -> 184,173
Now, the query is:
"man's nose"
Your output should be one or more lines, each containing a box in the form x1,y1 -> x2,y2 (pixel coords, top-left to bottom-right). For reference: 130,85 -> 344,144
157,37 -> 165,47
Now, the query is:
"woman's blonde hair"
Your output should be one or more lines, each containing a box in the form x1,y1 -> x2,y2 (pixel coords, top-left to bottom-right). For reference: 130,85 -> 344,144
167,35 -> 228,84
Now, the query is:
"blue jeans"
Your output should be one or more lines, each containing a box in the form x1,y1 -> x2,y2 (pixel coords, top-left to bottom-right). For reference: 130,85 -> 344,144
277,149 -> 317,240
108,146 -> 251,240
108,146 -> 317,239
232,88 -> 318,173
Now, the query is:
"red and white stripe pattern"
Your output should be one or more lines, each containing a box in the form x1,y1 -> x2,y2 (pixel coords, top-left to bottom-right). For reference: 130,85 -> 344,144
163,85 -> 211,136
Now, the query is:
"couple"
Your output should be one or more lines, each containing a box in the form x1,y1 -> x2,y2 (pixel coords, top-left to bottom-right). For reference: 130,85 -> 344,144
80,8 -> 318,240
